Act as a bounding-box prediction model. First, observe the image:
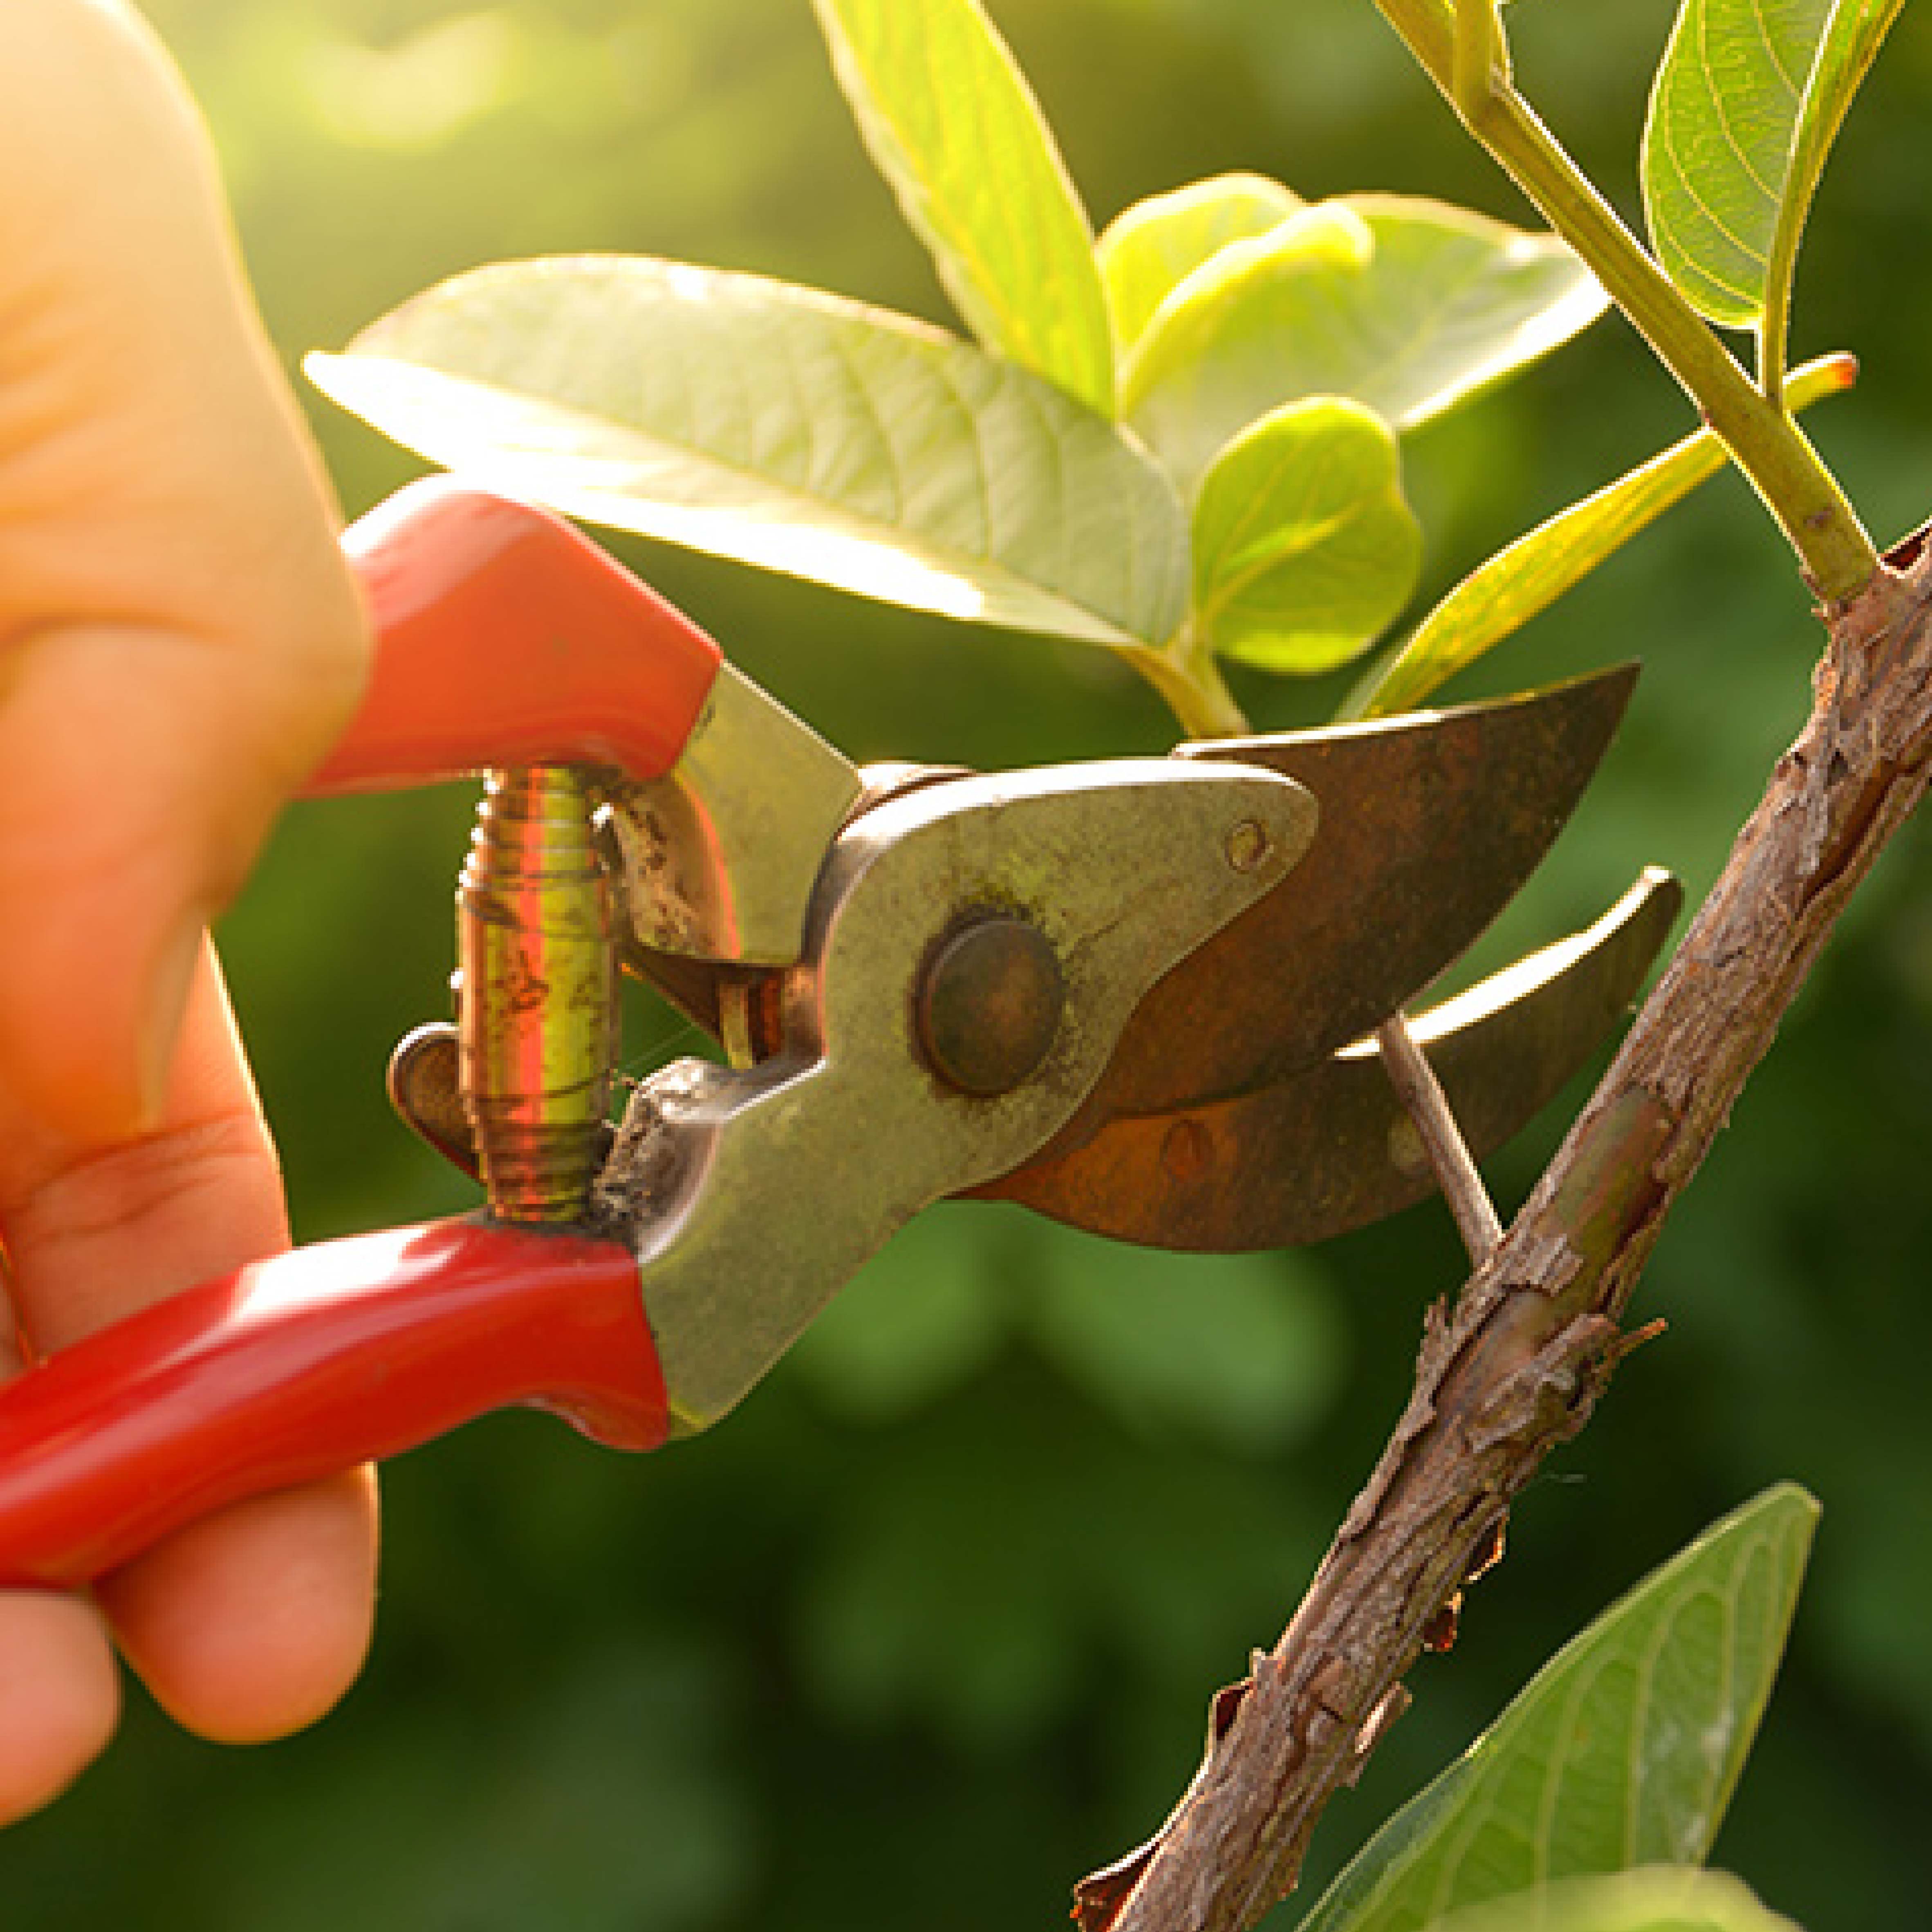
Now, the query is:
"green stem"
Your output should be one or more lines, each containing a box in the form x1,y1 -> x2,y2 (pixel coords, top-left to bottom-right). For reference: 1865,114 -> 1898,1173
1758,303 -> 1790,409
1452,0 -> 1510,119
1130,634 -> 1253,739
1759,154 -> 1819,410
1372,0 -> 1878,601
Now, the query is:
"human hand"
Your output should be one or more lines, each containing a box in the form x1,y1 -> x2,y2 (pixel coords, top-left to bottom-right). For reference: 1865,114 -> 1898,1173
0,0 -> 376,1819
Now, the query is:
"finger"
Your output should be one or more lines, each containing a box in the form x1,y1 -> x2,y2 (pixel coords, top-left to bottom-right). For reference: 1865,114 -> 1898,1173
94,1473 -> 377,1745
0,1251 -> 121,1826
0,942 -> 378,1747
0,1587 -> 120,1827
0,2 -> 368,1142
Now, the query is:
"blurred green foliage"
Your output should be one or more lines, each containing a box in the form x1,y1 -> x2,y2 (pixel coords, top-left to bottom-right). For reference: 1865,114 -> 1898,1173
5,2 -> 1930,1928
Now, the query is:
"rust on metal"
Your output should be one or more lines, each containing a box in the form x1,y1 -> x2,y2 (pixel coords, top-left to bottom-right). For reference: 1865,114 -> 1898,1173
627,670 -> 1638,1139
976,868 -> 1680,1250
1058,665 -> 1639,1132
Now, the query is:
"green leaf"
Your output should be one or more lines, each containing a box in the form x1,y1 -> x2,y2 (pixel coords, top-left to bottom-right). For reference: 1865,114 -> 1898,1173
1191,397 -> 1420,675
1641,0 -> 1907,339
1296,1485 -> 1818,1932
1352,350 -> 1857,717
811,0 -> 1114,415
1425,1868 -> 1802,1932
1122,194 -> 1607,491
308,258 -> 1186,648
1097,172 -> 1303,363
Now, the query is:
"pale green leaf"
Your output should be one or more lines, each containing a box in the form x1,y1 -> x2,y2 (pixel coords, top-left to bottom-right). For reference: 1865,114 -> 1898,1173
1296,1485 -> 1818,1932
1641,0 -> 1906,335
1097,172 -> 1303,363
307,258 -> 1186,648
811,0 -> 1114,415
1352,351 -> 1856,717
1426,1868 -> 1802,1932
1191,397 -> 1420,675
1123,193 -> 1607,491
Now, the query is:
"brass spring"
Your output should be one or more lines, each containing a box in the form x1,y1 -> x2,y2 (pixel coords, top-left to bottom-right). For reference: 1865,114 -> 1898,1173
457,766 -> 616,1223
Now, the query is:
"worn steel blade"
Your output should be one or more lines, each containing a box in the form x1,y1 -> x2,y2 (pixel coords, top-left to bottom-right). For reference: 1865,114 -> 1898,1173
1036,665 -> 1640,1153
973,868 -> 1680,1250
628,673 -> 1633,1098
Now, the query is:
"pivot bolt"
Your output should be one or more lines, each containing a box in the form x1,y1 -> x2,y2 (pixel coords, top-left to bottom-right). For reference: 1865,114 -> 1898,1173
917,914 -> 1065,1097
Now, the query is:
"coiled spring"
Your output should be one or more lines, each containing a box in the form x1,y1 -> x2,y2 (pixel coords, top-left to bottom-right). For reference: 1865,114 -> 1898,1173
457,766 -> 616,1223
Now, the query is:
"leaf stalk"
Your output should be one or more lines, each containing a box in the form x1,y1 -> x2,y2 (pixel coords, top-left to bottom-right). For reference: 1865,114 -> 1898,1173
1372,0 -> 1877,601
1132,633 -> 1252,740
1452,0 -> 1511,121
1758,303 -> 1791,411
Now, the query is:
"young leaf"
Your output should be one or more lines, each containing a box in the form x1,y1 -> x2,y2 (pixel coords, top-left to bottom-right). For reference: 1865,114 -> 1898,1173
1641,0 -> 1906,348
1191,397 -> 1420,675
1097,172 -> 1303,364
1352,351 -> 1858,718
811,0 -> 1115,416
308,258 -> 1186,649
1295,1485 -> 1818,1932
1123,194 -> 1607,491
1425,1868 -> 1802,1932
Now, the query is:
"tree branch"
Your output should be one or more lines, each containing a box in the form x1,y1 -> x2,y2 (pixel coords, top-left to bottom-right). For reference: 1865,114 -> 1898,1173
1074,528 -> 1932,1932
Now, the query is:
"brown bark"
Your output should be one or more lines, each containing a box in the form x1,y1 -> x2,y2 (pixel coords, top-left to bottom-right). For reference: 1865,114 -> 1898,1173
1074,527 -> 1932,1932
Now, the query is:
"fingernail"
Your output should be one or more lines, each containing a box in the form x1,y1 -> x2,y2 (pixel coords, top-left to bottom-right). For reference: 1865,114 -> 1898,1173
137,915 -> 208,1129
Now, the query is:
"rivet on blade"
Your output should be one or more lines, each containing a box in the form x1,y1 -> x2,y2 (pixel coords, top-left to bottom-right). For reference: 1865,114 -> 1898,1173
1160,1117 -> 1214,1185
917,915 -> 1065,1097
1224,818 -> 1272,873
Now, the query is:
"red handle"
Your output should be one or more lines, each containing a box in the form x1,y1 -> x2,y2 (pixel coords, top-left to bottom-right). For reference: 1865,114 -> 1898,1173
0,1220 -> 666,1589
307,480 -> 724,795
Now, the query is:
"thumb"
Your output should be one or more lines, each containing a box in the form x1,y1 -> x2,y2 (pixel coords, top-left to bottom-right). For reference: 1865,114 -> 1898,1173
0,1 -> 368,1142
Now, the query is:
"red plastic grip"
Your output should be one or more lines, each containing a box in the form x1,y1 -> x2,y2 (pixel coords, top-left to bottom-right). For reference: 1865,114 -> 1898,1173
307,480 -> 724,794
0,1220 -> 666,1590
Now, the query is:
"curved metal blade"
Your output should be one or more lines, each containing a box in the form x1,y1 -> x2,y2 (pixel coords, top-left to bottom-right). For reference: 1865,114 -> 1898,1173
609,758 -> 1318,1434
973,868 -> 1680,1251
1072,664 -> 1640,1129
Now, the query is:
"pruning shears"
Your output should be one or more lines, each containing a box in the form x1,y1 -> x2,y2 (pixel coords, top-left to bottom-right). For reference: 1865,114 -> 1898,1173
0,480 -> 1679,1589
